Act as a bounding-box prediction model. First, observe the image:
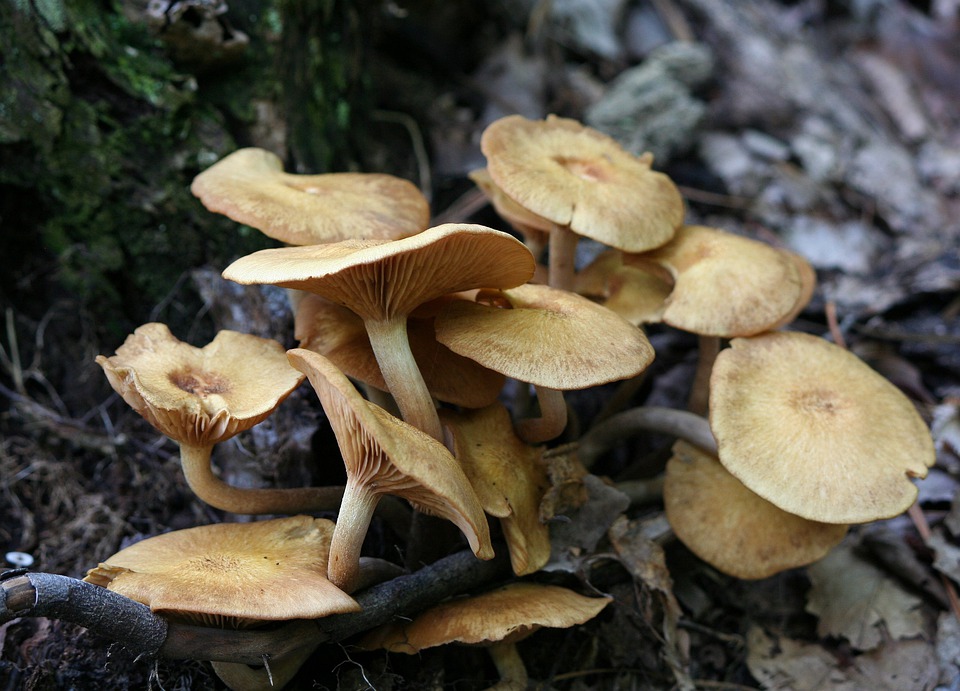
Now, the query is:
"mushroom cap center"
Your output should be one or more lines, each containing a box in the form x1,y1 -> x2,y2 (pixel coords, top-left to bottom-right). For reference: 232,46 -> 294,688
169,368 -> 230,396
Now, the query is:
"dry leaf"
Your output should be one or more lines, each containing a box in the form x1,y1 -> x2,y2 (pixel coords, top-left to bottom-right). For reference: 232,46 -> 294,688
748,626 -> 938,691
806,544 -> 927,650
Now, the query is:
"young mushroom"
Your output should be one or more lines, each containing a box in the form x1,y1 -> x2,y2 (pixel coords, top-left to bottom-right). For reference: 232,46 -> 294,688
664,440 -> 848,579
442,403 -> 551,575
481,114 -> 684,290
96,323 -> 342,514
223,223 -> 535,442
360,582 -> 612,691
434,283 -> 655,442
709,331 -> 936,524
190,147 -> 430,245
287,348 -> 494,593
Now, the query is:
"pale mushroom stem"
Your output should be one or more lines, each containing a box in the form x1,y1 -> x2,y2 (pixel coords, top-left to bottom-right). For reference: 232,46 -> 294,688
515,386 -> 567,443
687,335 -> 721,416
328,479 -> 382,593
486,640 -> 529,691
365,315 -> 444,442
577,406 -> 717,469
179,444 -> 344,514
547,223 -> 578,291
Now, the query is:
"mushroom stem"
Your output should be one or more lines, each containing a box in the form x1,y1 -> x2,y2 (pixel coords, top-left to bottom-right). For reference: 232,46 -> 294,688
547,223 -> 578,291
179,444 -> 344,515
577,406 -> 717,469
687,335 -> 721,416
328,479 -> 381,592
486,640 -> 529,691
515,386 -> 567,443
365,315 -> 444,442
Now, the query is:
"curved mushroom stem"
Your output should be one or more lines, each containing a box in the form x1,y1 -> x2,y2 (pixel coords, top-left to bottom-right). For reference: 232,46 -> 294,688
328,480 -> 381,593
486,640 -> 528,691
515,386 -> 567,443
179,444 -> 344,515
547,223 -> 578,291
365,315 -> 444,442
577,406 -> 717,469
211,643 -> 319,691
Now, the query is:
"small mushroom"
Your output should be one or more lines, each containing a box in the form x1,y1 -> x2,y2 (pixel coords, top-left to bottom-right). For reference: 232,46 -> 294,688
287,348 -> 494,592
224,224 -> 535,441
190,147 -> 430,245
435,283 -> 655,442
575,249 -> 671,326
624,225 -> 808,337
481,114 -> 684,290
442,403 -> 551,575
664,440 -> 848,579
709,331 -> 936,524
96,323 -> 341,514
360,582 -> 612,691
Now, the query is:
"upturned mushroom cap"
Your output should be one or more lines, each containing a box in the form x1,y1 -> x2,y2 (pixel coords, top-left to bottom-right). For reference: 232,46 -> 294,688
664,440 -> 848,579
84,516 -> 359,626
222,223 -> 535,319
190,147 -> 429,245
625,225 -> 806,337
480,115 -> 683,253
442,404 -> 551,576
359,582 -> 612,652
287,348 -> 493,561
709,331 -> 936,524
434,283 -> 654,390
295,294 -> 505,408
95,323 -> 304,447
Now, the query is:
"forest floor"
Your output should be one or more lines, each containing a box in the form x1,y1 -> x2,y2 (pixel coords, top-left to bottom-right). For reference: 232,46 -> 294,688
2,0 -> 960,689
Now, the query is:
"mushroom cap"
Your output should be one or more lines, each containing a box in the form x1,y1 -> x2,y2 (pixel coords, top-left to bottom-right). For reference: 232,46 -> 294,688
287,348 -> 494,560
468,167 -> 553,241
664,440 -> 848,580
359,582 -> 612,652
95,323 -> 304,447
84,516 -> 360,626
480,114 -> 683,252
434,282 -> 654,389
575,250 -> 670,326
222,223 -> 536,321
709,331 -> 936,524
295,294 -> 505,408
625,225 -> 804,337
190,148 -> 430,245
442,404 -> 551,575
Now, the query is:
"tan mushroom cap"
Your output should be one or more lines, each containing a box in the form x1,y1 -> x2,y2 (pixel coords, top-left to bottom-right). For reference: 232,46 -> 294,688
664,440 -> 848,580
222,223 -> 535,321
359,582 -> 612,652
468,167 -> 552,246
295,294 -> 505,408
84,516 -> 360,626
481,115 -> 683,252
95,323 -> 304,447
287,348 -> 493,561
190,147 -> 430,245
575,250 -> 670,326
709,331 -> 935,524
625,225 -> 805,337
442,404 -> 551,576
434,282 -> 654,389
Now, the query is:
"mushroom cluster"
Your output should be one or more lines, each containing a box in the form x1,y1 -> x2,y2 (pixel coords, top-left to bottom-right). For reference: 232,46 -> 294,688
51,113 -> 933,689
